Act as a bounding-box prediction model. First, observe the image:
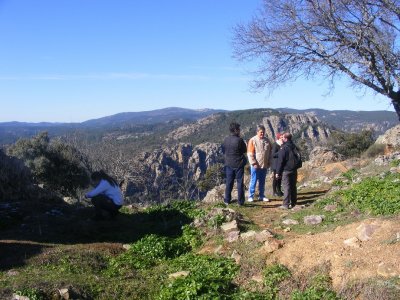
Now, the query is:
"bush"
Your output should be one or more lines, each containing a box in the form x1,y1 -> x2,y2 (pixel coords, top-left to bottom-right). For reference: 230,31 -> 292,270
328,130 -> 375,158
0,148 -> 33,201
363,143 -> 386,158
159,254 -> 239,299
339,173 -> 400,215
7,132 -> 90,196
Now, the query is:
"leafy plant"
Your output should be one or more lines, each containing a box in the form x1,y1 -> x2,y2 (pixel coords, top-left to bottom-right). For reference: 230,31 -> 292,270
107,234 -> 189,274
263,264 -> 291,297
339,173 -> 400,215
14,288 -> 44,300
158,254 -> 239,299
291,273 -> 339,300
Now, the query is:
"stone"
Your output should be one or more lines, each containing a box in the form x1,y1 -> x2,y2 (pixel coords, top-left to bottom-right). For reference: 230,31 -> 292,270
221,220 -> 239,232
343,237 -> 361,248
240,230 -> 257,240
122,244 -> 131,250
59,288 -> 70,300
324,204 -> 337,212
231,250 -> 242,264
262,238 -> 284,253
169,271 -> 190,278
226,230 -> 240,243
12,295 -> 30,300
304,215 -> 324,225
356,223 -> 380,241
282,219 -> 299,225
255,229 -> 274,242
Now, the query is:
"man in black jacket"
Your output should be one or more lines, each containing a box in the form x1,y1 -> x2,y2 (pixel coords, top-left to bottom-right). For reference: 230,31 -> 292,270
223,122 -> 247,205
276,132 -> 299,209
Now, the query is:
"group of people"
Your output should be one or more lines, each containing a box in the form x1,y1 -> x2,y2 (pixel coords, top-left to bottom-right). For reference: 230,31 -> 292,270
85,121 -> 300,220
223,122 -> 300,209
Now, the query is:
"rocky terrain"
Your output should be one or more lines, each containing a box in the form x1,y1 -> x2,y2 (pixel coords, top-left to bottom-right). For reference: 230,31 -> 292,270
1,125 -> 399,299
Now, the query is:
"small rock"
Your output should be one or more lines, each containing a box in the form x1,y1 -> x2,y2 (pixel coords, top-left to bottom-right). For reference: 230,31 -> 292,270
122,244 -> 131,250
7,269 -> 19,276
356,223 -> 380,241
221,220 -> 238,232
324,204 -> 337,211
343,237 -> 361,248
283,227 -> 291,232
282,219 -> 299,225
240,230 -> 257,240
251,274 -> 263,282
304,215 -> 324,225
226,230 -> 240,243
169,271 -> 190,278
59,288 -> 70,300
231,250 -> 242,264
262,238 -> 284,253
12,295 -> 30,300
255,229 -> 274,242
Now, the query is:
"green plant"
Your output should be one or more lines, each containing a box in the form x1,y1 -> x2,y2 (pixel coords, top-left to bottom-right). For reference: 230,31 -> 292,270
7,132 -> 90,196
291,286 -> 339,300
339,173 -> 400,215
107,234 -> 189,274
158,254 -> 239,299
263,264 -> 291,297
363,143 -> 386,158
390,159 -> 400,167
14,288 -> 44,300
208,213 -> 226,228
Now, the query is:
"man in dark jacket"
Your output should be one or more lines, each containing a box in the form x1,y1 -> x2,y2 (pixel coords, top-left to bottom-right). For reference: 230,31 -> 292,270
223,122 -> 247,205
271,133 -> 283,197
276,132 -> 299,209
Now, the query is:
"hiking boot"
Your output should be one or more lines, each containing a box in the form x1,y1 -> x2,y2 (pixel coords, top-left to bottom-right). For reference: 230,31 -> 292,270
247,197 -> 254,202
262,197 -> 270,202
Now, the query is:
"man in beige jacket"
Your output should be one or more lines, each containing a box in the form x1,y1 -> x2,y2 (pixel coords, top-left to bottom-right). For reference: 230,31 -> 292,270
247,124 -> 272,202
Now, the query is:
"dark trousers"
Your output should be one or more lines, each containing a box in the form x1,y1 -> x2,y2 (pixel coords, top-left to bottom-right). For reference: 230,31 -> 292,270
224,166 -> 245,205
282,170 -> 297,207
92,195 -> 122,217
272,170 -> 282,194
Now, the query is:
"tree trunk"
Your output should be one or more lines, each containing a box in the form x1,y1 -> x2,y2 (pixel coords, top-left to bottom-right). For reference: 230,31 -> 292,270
390,92 -> 400,122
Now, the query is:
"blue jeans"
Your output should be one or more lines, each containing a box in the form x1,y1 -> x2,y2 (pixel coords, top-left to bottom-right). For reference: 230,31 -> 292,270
224,166 -> 245,205
249,166 -> 267,199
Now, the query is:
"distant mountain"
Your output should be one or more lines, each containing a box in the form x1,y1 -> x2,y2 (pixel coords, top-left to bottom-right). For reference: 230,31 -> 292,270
276,108 -> 398,135
0,107 -> 397,145
81,107 -> 226,127
0,107 -> 225,144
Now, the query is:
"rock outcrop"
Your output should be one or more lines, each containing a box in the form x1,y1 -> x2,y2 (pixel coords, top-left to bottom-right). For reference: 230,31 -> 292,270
123,142 -> 223,202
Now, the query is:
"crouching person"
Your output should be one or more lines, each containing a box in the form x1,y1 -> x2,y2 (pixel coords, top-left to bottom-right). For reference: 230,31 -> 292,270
85,170 -> 124,220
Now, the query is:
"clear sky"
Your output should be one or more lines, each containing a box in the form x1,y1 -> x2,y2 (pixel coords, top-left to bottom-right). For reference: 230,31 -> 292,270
0,0 -> 395,123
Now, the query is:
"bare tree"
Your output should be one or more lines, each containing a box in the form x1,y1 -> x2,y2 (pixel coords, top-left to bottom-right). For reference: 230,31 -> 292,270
233,0 -> 400,120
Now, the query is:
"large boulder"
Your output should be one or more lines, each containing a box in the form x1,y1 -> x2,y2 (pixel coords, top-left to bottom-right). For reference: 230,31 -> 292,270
308,146 -> 345,167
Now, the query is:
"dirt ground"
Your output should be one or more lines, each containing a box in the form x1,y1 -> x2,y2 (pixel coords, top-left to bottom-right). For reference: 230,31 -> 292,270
267,216 -> 400,290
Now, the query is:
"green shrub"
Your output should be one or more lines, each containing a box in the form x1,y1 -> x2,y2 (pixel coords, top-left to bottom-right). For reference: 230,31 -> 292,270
363,143 -> 386,158
328,130 -> 375,158
107,234 -> 189,274
0,148 -> 33,201
14,288 -> 44,300
262,264 -> 291,298
339,173 -> 400,215
158,254 -> 239,299
7,132 -> 90,196
197,163 -> 224,192
291,287 -> 339,300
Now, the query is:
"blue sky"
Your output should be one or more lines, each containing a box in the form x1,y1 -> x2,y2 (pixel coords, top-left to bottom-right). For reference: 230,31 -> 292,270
0,0 -> 394,123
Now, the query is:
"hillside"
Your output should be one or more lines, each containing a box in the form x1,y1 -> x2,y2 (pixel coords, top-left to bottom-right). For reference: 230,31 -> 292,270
0,107 -> 396,146
1,147 -> 399,299
277,108 -> 398,135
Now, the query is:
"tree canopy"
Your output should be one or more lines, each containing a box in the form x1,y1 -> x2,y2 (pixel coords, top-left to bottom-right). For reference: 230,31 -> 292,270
233,0 -> 400,120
